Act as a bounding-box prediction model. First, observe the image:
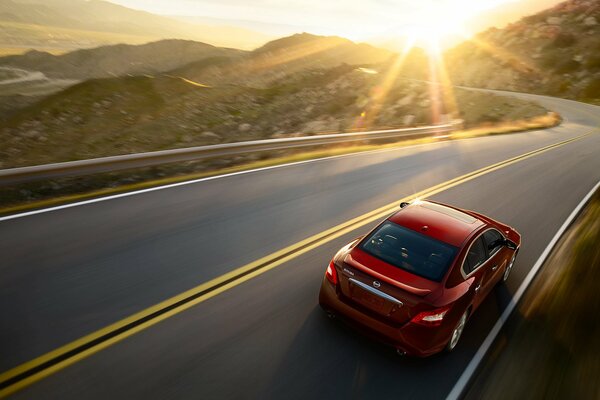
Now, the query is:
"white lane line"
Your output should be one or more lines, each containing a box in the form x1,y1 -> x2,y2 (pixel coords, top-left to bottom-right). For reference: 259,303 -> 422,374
446,179 -> 600,400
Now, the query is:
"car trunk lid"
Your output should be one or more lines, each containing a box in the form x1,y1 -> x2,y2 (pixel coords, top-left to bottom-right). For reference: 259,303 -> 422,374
338,248 -> 439,325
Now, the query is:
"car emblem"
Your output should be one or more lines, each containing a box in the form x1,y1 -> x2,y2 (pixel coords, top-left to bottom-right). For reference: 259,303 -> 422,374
373,281 -> 381,288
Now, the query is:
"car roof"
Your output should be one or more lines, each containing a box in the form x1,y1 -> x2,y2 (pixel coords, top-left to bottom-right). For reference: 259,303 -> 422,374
387,200 -> 485,247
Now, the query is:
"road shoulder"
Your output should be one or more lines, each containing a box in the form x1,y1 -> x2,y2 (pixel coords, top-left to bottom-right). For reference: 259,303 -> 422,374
464,187 -> 600,400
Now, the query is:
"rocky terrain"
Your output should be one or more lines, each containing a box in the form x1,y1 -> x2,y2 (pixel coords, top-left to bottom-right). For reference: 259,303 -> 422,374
446,0 -> 600,102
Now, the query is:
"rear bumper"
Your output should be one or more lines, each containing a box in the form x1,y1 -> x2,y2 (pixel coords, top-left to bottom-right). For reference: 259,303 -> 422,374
318,278 -> 449,357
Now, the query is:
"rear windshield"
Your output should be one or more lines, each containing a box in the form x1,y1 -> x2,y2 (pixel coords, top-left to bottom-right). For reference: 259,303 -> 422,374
360,221 -> 458,282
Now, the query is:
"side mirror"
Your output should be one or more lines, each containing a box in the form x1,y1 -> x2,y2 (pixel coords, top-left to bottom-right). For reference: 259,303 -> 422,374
400,202 -> 410,208
505,239 -> 518,250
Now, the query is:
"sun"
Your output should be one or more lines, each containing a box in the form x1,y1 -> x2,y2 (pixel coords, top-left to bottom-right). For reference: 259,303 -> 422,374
397,12 -> 470,52
390,0 -> 516,51
404,14 -> 466,45
344,0 -> 522,129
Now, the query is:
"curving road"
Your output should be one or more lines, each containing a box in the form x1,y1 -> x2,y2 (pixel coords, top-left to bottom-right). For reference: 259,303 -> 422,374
1,91 -> 599,399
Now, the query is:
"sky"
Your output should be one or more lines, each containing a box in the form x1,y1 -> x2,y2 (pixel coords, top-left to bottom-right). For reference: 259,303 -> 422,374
110,0 -> 564,46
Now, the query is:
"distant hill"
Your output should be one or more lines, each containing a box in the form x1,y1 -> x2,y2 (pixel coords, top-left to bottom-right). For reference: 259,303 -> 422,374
0,33 -> 392,85
173,33 -> 395,87
0,0 -> 271,50
0,33 -> 392,118
0,39 -> 246,79
446,0 -> 600,102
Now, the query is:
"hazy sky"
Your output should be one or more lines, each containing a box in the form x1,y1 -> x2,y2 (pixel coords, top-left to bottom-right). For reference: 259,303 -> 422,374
111,0 -> 563,42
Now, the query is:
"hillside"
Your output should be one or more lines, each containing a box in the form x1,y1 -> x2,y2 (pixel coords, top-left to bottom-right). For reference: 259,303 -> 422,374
0,34 -> 391,109
0,40 -> 245,79
446,0 -> 600,102
0,0 -> 271,51
173,33 -> 395,88
0,61 -> 547,169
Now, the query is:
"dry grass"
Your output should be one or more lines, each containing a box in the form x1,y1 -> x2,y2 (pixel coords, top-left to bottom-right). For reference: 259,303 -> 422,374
449,112 -> 561,140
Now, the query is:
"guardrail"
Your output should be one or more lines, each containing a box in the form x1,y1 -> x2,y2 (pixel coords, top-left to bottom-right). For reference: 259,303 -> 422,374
0,123 -> 457,185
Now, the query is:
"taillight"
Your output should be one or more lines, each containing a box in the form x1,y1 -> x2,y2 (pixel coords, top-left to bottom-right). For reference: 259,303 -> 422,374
325,261 -> 338,285
410,305 -> 452,327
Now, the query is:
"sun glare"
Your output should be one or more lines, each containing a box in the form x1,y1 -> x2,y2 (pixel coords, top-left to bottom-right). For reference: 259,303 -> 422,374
402,15 -> 465,49
388,0 -> 518,50
354,0 -> 521,128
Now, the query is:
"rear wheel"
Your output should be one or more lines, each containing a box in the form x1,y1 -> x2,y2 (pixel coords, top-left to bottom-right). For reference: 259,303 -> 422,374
447,311 -> 468,352
503,251 -> 517,282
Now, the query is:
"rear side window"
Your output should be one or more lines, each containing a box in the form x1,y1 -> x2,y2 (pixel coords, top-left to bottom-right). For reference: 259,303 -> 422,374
464,237 -> 487,274
483,229 -> 504,255
360,221 -> 458,282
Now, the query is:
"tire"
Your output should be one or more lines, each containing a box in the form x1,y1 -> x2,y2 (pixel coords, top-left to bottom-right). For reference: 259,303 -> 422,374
503,251 -> 518,282
446,310 -> 468,352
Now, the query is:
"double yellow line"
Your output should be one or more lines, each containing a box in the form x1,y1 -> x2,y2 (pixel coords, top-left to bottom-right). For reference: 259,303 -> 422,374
0,131 -> 593,398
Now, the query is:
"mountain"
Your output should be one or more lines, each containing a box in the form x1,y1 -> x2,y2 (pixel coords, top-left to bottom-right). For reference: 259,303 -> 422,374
0,33 -> 392,117
446,0 -> 600,102
0,33 -> 391,87
0,0 -> 271,50
0,40 -> 245,79
173,33 -> 394,88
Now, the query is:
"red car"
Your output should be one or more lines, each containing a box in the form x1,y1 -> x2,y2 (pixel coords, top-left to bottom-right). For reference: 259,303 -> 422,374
319,200 -> 521,356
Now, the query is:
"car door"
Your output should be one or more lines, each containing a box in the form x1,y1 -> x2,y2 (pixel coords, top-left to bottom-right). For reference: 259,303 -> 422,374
482,228 -> 508,288
463,235 -> 489,310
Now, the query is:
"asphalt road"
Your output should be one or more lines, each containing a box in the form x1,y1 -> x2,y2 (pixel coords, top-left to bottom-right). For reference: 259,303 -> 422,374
2,91 -> 599,399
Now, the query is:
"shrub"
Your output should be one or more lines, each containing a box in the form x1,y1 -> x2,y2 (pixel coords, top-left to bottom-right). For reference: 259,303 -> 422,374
552,33 -> 577,48
555,59 -> 580,74
582,78 -> 600,99
584,55 -> 600,71
324,94 -> 357,114
539,51 -> 563,69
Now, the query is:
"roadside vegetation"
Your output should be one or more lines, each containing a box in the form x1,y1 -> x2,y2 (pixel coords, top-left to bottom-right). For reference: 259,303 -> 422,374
466,189 -> 600,399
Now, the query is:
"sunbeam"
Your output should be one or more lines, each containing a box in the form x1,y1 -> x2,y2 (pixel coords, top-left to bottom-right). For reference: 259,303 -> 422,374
355,38 -> 415,130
